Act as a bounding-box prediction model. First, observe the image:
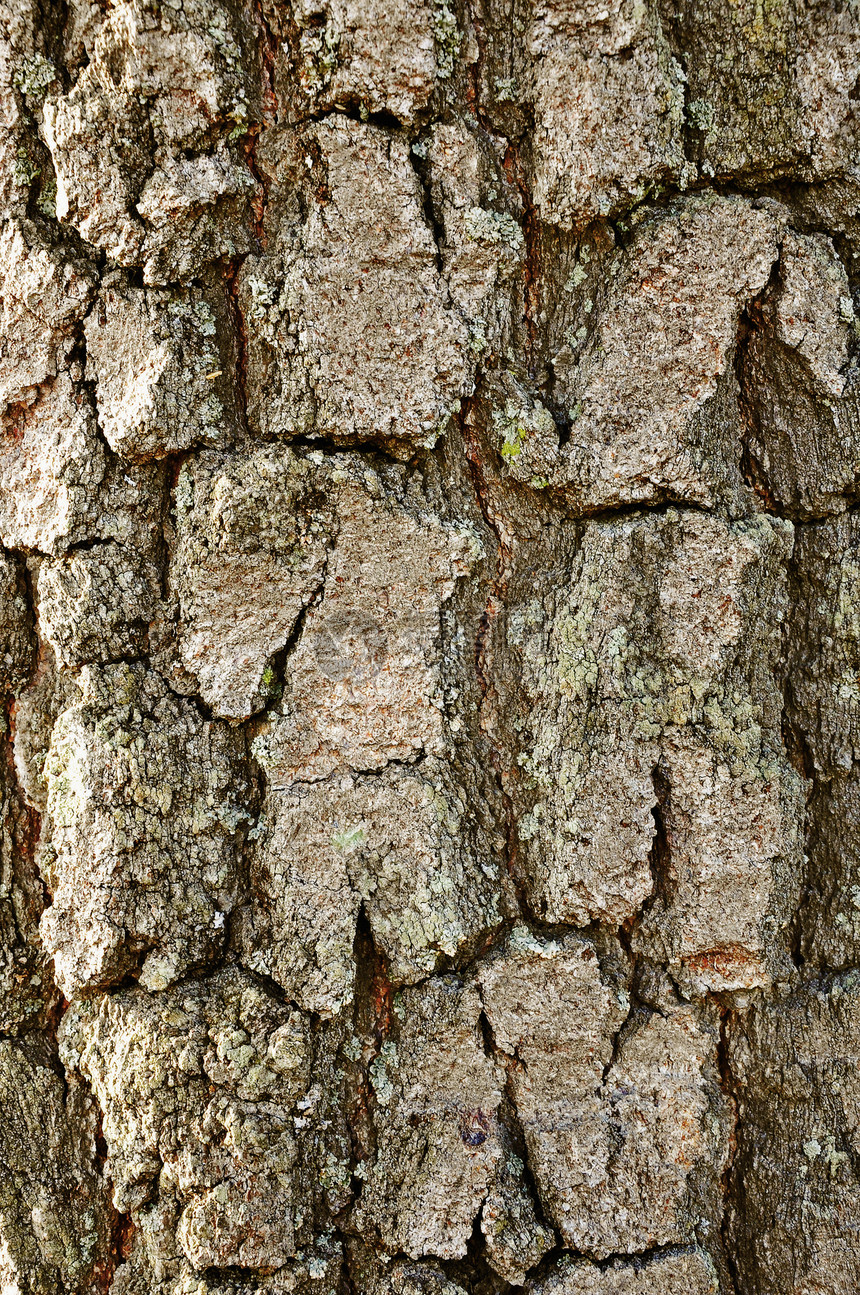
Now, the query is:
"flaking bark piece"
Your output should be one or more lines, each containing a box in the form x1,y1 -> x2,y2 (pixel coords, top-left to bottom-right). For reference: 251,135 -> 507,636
481,1138 -> 555,1285
42,0 -> 259,281
741,229 -> 860,518
165,444 -> 334,722
264,0 -> 447,124
38,661 -> 247,996
528,0 -> 687,229
666,0 -> 860,184
493,508 -> 802,990
251,460 -> 483,777
478,928 -> 730,1258
0,731 -> 54,1035
238,117 -> 470,457
528,1247 -> 719,1294
166,444 -> 482,728
420,119 -> 525,359
233,758 -> 506,1016
345,1242 -> 470,1295
785,514 -> 860,969
85,281 -> 238,463
0,549 -> 34,692
0,2 -> 62,219
0,373 -> 166,557
36,541 -> 161,667
0,218 -> 96,408
353,977 -> 505,1260
0,374 -> 106,554
491,195 -> 779,512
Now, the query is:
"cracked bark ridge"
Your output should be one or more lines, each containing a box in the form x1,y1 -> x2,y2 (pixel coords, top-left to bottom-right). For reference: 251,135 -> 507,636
0,0 -> 859,1292
478,928 -> 730,1256
237,118 -> 472,457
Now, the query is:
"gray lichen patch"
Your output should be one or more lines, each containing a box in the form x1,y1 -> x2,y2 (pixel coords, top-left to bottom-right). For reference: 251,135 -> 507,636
59,965 -> 349,1275
84,281 -> 238,463
238,116 -> 471,456
478,928 -> 730,1257
0,1037 -> 113,1294
493,508 -> 802,990
38,661 -> 247,996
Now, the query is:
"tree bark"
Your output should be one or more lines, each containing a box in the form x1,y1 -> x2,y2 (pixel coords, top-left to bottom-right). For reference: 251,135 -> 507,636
0,0 -> 859,1291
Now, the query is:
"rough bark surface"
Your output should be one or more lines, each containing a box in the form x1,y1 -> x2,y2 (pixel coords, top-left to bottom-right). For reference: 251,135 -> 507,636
0,0 -> 859,1292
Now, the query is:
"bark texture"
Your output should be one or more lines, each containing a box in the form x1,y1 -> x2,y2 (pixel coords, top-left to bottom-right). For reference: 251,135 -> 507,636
0,0 -> 859,1292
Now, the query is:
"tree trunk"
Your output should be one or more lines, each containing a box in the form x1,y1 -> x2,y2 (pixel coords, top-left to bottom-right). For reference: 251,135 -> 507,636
0,1 -> 859,1292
